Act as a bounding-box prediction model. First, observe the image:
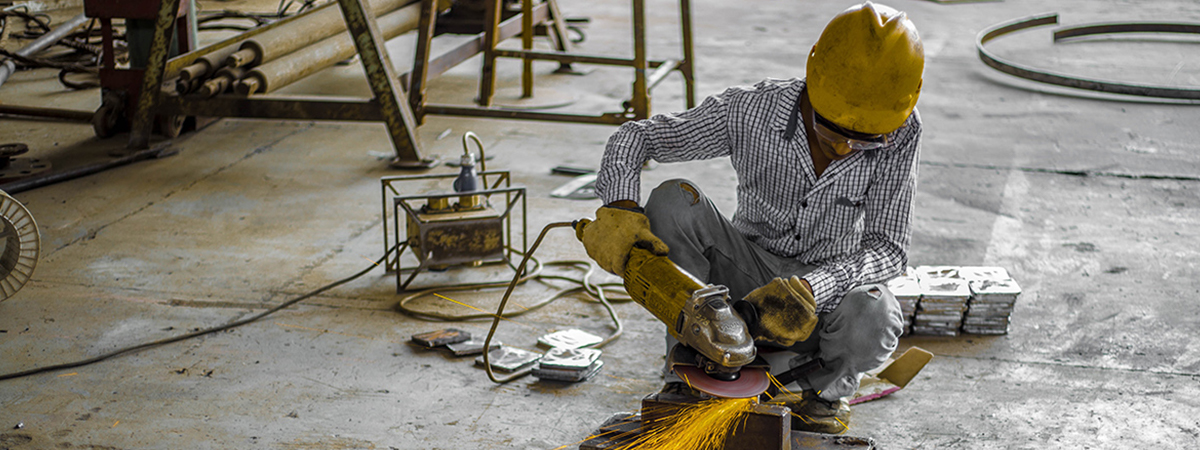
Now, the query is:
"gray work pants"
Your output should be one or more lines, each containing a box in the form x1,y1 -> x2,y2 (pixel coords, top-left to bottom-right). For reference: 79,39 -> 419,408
644,179 -> 904,402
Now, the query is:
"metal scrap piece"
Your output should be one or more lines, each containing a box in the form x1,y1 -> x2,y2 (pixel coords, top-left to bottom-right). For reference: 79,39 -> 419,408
976,13 -> 1200,100
411,328 -> 471,347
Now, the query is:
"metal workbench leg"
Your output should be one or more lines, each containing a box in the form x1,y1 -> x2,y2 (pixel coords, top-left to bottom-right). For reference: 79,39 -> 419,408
408,0 -> 438,123
521,0 -> 534,98
631,0 -> 649,119
337,0 -> 432,168
128,0 -> 181,150
680,0 -> 695,109
477,0 -> 502,107
545,0 -> 571,53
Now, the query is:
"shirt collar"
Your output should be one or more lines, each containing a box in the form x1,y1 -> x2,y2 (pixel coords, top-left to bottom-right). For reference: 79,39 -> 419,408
771,79 -> 806,134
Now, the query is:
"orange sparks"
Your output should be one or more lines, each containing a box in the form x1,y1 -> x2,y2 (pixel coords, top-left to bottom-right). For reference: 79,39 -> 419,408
609,397 -> 758,450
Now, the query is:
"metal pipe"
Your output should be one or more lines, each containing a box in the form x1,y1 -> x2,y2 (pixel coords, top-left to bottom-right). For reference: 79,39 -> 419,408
178,46 -> 239,82
225,0 -> 414,68
0,13 -> 90,87
197,66 -> 246,97
0,104 -> 93,122
0,144 -> 177,195
236,1 -> 423,95
492,48 -> 655,67
646,59 -> 681,91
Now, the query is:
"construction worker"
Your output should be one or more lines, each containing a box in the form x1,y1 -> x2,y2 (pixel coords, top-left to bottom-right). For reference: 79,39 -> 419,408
580,2 -> 922,434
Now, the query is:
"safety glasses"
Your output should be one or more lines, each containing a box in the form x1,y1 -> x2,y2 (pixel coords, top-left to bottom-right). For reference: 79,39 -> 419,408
812,112 -> 889,155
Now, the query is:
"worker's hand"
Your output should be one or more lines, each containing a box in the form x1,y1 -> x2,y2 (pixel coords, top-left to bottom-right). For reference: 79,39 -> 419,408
580,204 -> 669,276
736,276 -> 818,347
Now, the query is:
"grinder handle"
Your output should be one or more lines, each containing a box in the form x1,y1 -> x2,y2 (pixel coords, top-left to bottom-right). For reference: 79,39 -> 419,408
572,218 -> 592,242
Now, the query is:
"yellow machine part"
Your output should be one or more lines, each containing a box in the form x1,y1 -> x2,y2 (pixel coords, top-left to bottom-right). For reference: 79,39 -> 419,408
622,247 -> 703,341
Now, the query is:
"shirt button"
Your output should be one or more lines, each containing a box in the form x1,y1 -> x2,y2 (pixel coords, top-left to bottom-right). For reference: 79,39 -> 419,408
800,200 -> 808,208
795,235 -> 802,240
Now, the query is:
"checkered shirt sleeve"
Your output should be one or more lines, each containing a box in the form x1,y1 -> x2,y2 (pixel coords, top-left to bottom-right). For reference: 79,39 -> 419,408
596,78 -> 921,313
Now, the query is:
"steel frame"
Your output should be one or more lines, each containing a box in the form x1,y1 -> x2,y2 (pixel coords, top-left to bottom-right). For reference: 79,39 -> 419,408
106,0 -> 696,169
121,0 -> 434,167
380,170 -> 527,291
411,0 -> 697,125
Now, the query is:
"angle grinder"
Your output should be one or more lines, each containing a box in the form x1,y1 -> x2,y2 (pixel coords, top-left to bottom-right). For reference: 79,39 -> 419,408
574,219 -> 770,398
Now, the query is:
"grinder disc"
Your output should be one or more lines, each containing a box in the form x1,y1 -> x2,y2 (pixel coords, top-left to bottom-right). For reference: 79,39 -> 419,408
673,365 -> 770,399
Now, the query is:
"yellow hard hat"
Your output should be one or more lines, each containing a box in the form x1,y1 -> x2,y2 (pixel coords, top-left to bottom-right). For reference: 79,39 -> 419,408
806,2 -> 924,135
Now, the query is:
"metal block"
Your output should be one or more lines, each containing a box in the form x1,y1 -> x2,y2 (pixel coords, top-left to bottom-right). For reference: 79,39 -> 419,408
640,393 -> 790,450
405,206 -> 505,266
579,413 -> 640,450
580,399 -> 878,450
411,328 -> 471,347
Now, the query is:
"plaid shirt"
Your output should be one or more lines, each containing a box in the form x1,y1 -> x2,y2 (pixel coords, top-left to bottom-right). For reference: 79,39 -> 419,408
596,78 -> 921,313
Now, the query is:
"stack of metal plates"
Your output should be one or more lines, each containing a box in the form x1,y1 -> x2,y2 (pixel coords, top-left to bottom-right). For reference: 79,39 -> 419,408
912,266 -> 970,336
533,347 -> 604,382
960,266 -> 1021,335
475,346 -> 543,373
537,329 -> 603,349
884,267 -> 921,336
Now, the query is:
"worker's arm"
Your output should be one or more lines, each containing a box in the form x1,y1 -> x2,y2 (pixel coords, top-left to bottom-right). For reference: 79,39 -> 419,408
803,112 -> 922,313
594,89 -> 739,205
578,203 -> 669,276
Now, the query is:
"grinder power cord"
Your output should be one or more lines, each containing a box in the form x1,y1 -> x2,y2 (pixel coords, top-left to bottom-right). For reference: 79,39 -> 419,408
482,217 -> 781,398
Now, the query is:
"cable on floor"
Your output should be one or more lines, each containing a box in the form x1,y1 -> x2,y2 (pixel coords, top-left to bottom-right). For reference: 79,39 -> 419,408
0,246 -> 397,382
473,221 -> 630,384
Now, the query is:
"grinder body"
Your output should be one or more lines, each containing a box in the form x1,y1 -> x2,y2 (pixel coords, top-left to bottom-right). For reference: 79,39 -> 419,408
623,247 -> 757,375
575,219 -> 758,380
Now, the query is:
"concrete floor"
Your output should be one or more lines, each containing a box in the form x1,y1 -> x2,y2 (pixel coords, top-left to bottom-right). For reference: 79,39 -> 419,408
2,0 -> 1200,448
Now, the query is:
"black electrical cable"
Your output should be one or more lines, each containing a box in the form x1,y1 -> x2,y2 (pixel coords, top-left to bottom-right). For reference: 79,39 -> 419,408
0,246 -> 395,382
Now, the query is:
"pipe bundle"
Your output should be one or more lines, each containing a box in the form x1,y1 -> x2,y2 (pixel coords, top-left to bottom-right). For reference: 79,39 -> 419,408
174,0 -> 423,98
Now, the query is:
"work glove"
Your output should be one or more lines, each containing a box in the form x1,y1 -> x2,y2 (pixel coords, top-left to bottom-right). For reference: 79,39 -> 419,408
735,276 -> 818,347
579,205 -> 669,277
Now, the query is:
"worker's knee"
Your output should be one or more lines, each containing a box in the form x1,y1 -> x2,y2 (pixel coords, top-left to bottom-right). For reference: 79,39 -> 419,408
647,179 -> 704,210
645,179 -> 706,228
827,285 -> 903,362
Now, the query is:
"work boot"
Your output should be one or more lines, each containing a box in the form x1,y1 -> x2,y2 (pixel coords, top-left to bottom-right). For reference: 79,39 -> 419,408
769,390 -> 851,434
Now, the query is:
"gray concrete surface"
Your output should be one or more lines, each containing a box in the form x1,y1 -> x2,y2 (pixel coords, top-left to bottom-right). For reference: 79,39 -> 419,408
2,0 -> 1199,448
